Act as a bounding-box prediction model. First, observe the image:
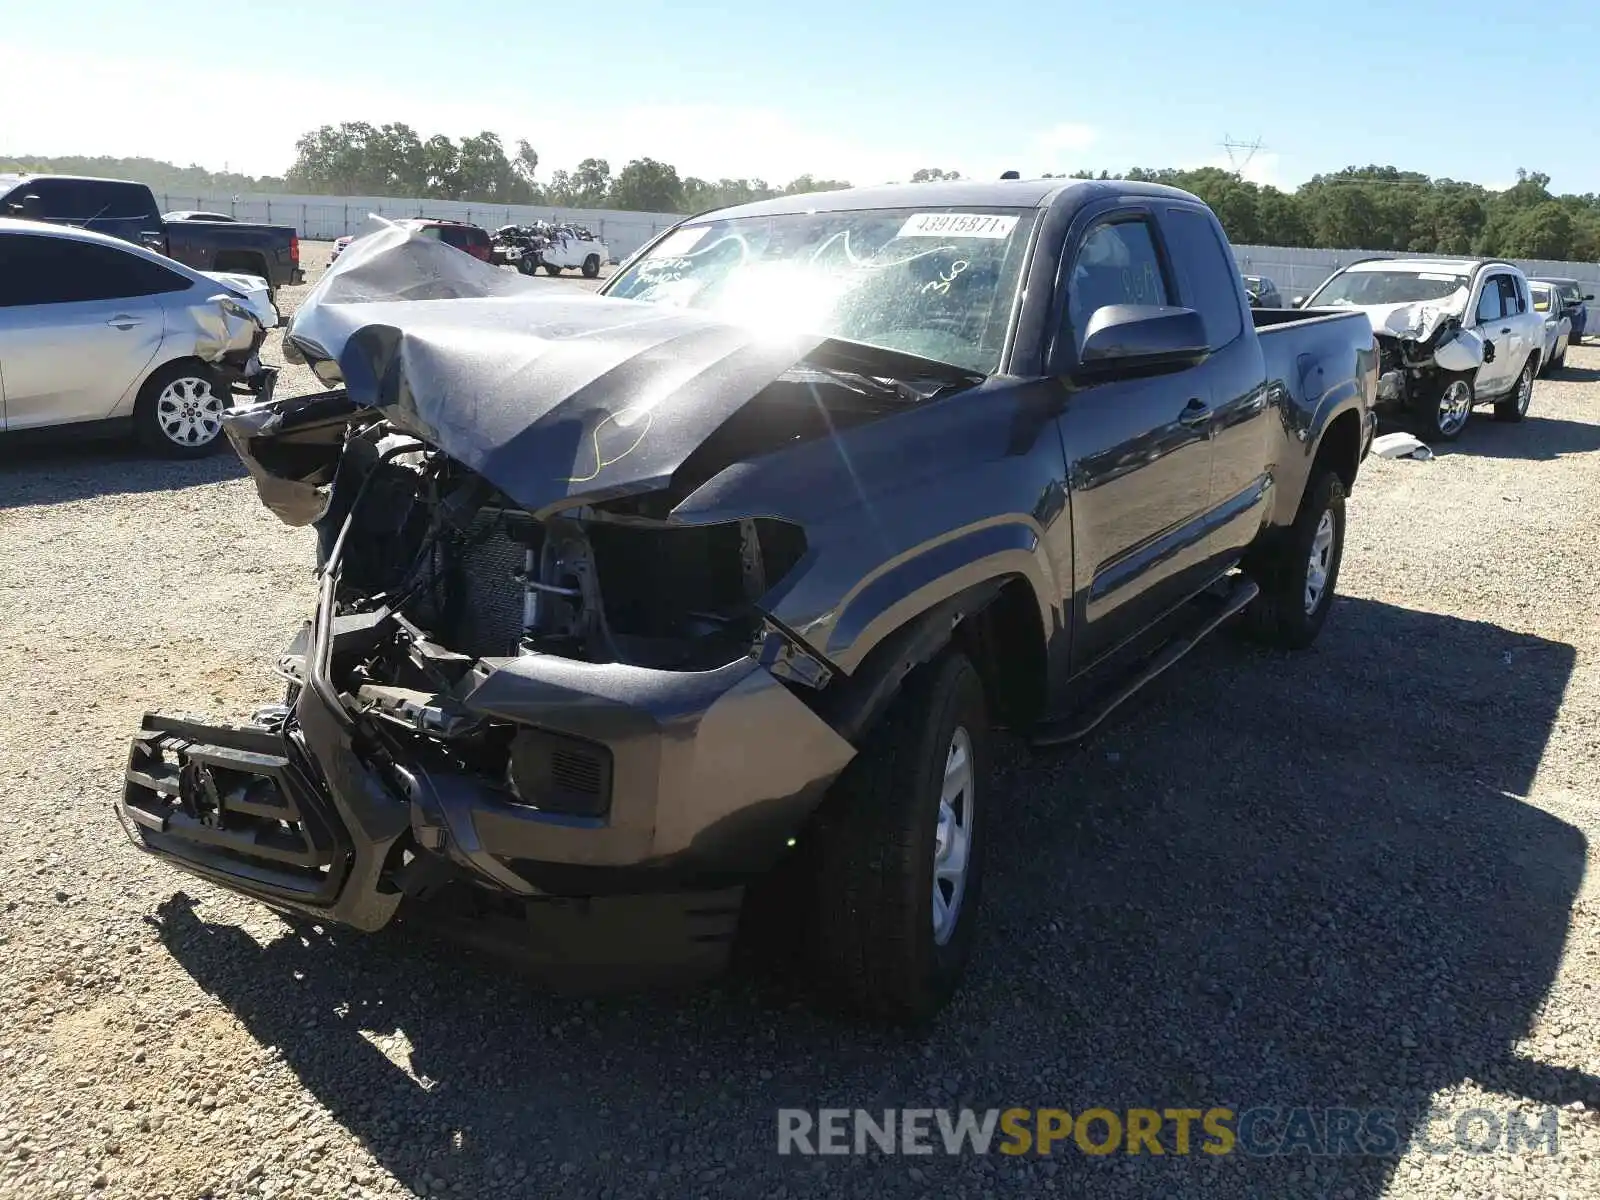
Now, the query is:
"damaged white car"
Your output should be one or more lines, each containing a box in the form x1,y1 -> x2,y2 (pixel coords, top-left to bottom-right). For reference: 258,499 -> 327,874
1300,257 -> 1545,441
0,219 -> 278,456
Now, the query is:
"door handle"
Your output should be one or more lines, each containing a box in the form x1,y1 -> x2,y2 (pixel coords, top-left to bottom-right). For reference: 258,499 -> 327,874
1500,326 -> 1511,334
106,316 -> 142,330
1178,398 -> 1212,428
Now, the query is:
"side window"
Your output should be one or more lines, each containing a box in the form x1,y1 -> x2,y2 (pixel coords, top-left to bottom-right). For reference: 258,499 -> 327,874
438,227 -> 470,250
0,236 -> 190,306
1475,276 -> 1505,324
107,183 -> 156,219
1161,206 -> 1244,349
1499,275 -> 1525,315
1066,218 -> 1169,347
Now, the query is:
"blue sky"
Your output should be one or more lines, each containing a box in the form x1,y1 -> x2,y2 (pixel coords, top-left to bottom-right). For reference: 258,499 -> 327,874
3,0 -> 1597,194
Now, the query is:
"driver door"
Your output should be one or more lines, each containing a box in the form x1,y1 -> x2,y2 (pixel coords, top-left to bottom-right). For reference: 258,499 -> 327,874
1471,272 -> 1514,395
1051,209 -> 1217,671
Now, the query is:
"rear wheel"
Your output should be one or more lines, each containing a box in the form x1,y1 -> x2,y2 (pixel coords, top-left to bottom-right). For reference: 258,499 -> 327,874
1494,358 -> 1535,422
134,361 -> 228,458
804,651 -> 990,1023
581,254 -> 600,279
1242,467 -> 1346,650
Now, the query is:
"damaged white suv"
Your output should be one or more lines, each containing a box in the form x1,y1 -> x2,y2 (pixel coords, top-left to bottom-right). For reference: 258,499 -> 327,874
1302,257 -> 1544,441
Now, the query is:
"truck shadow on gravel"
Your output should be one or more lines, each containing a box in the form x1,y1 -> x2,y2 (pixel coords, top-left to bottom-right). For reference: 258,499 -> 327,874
0,441 -> 244,506
150,595 -> 1591,1200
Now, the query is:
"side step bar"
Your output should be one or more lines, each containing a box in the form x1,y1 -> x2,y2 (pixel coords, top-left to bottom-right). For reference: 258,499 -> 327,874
1030,577 -> 1259,748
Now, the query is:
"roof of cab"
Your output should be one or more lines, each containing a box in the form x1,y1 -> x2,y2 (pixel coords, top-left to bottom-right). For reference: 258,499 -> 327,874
683,177 -> 1206,223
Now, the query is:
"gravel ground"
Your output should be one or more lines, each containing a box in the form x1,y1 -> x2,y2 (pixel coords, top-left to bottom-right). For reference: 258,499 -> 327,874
1,242 -> 1598,1199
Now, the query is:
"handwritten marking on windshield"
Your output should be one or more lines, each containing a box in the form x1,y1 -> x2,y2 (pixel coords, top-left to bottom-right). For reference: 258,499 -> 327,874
923,260 -> 970,296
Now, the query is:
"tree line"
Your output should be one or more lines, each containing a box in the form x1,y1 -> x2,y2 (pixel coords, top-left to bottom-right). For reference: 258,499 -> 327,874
8,133 -> 1600,262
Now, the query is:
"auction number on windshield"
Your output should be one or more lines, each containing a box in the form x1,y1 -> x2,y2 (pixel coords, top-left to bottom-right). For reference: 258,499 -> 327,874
898,213 -> 1019,240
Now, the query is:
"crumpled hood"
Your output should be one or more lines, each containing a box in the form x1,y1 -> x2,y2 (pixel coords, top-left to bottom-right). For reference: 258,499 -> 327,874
281,222 -> 976,517
1345,292 -> 1468,343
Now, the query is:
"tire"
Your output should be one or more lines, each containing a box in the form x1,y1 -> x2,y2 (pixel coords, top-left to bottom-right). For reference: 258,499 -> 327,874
516,256 -> 539,276
804,651 -> 990,1023
133,361 -> 229,458
543,263 -> 562,276
1242,468 -> 1346,651
1419,376 -> 1473,442
1494,357 -> 1536,422
581,254 -> 600,279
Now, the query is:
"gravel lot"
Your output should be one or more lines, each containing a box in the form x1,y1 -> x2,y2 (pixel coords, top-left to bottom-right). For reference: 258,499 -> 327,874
1,241 -> 1598,1199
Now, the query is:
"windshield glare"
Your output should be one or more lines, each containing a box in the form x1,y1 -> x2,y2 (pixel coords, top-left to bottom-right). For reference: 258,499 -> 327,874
605,207 -> 1037,374
1311,269 -> 1470,307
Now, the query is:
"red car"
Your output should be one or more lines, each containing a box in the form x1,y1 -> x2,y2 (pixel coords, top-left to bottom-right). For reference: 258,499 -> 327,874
330,219 -> 493,269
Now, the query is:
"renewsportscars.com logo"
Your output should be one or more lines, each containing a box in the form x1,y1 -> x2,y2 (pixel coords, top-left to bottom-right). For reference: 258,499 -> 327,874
776,1107 -> 1562,1158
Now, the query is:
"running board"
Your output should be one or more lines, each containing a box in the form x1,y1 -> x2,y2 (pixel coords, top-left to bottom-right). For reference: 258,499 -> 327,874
1030,577 -> 1259,748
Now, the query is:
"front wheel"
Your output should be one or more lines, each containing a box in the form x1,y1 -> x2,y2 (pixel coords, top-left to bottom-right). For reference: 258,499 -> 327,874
133,361 -> 229,458
1422,377 -> 1473,441
1494,358 -> 1535,422
581,254 -> 600,279
804,651 -> 990,1023
543,263 -> 562,276
1242,467 -> 1347,650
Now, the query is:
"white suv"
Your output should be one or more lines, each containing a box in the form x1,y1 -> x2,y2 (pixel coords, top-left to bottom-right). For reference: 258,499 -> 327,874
1303,258 -> 1546,440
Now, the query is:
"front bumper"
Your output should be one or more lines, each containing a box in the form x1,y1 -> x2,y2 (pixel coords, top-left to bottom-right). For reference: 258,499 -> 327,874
118,623 -> 854,963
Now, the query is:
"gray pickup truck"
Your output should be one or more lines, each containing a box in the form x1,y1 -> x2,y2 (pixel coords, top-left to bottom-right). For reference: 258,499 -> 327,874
118,179 -> 1376,1022
1,174 -> 303,292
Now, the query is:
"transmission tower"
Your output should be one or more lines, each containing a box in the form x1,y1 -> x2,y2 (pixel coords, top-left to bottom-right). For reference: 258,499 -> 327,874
1220,135 -> 1265,177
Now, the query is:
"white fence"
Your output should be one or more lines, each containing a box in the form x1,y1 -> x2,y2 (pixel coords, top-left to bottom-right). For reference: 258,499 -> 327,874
1232,243 -> 1600,302
154,189 -> 1600,290
154,191 -> 684,262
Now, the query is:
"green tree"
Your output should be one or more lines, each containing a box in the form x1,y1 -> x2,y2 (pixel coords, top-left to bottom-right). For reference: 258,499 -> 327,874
610,157 -> 684,212
910,167 -> 962,182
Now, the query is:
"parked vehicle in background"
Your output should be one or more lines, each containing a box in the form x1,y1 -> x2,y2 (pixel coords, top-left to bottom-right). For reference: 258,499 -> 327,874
120,180 -> 1375,1022
329,235 -> 355,264
1532,277 -> 1593,344
0,175 -> 303,291
490,224 -> 547,274
396,218 -> 494,262
1529,281 -> 1572,374
1302,257 -> 1544,441
1242,274 -> 1282,307
0,220 -> 277,456
537,222 -> 608,277
164,211 -> 237,223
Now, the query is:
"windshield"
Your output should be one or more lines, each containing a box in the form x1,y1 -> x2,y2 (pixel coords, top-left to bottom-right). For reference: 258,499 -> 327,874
1552,281 -> 1584,304
605,207 -> 1037,374
1310,269 -> 1470,307
1531,285 -> 1553,313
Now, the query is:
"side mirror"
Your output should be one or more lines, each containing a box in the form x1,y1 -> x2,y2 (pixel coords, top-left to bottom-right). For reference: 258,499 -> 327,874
1076,305 -> 1210,378
1586,293 -> 1595,302
1290,295 -> 1306,309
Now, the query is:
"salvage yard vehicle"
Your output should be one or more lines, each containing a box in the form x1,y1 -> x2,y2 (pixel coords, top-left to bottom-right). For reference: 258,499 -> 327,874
1530,281 -> 1572,374
0,220 -> 277,456
118,180 -> 1376,1021
1242,273 -> 1283,308
1532,276 -> 1592,344
535,222 -> 608,277
1302,257 -> 1545,441
0,174 -> 304,292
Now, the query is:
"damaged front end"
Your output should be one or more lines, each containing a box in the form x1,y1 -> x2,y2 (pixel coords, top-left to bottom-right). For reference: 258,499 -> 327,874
119,224 -> 983,969
188,272 -> 282,399
1370,300 -> 1484,419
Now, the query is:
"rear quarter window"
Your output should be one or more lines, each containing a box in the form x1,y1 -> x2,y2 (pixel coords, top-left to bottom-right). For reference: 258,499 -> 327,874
1162,206 -> 1244,349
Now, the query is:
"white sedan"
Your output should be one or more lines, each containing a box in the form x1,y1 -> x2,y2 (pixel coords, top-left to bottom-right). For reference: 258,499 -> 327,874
1530,281 -> 1572,374
0,219 -> 276,456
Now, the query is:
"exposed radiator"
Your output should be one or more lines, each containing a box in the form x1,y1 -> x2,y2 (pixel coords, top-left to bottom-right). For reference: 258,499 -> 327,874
411,510 -> 535,659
